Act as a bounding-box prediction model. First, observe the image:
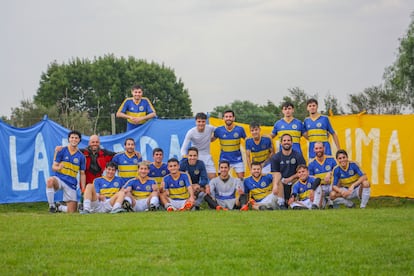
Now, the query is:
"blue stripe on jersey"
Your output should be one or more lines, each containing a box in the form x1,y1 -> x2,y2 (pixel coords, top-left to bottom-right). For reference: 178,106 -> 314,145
125,177 -> 156,199
163,172 -> 191,200
332,161 -> 365,187
93,176 -> 125,199
244,174 -> 273,202
54,147 -> 86,189
308,156 -> 337,185
245,136 -> 273,164
214,125 -> 246,164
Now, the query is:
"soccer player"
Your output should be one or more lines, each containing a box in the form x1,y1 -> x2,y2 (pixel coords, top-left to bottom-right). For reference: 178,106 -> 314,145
160,158 -> 195,211
179,147 -> 209,210
271,133 -> 306,209
149,148 -> 169,189
271,102 -> 305,156
46,130 -> 86,213
308,142 -> 337,209
212,110 -> 247,179
180,112 -> 216,179
330,149 -> 371,208
116,84 -> 156,131
124,162 -> 160,212
288,165 -> 321,210
303,98 -> 340,159
81,162 -> 127,214
112,138 -> 142,182
242,162 -> 277,211
207,160 -> 245,210
245,122 -> 274,174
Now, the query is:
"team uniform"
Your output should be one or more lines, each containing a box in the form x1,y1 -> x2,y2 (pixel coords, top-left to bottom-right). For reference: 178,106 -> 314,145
117,97 -> 156,131
290,176 -> 317,209
244,174 -> 277,209
88,176 -> 125,213
209,176 -> 244,210
303,115 -> 336,159
214,125 -> 246,172
51,147 -> 86,202
272,118 -> 304,155
270,150 -> 306,205
180,124 -> 216,174
245,136 -> 273,173
308,156 -> 337,207
125,177 -> 159,212
149,163 -> 169,189
163,172 -> 192,209
112,152 -> 142,181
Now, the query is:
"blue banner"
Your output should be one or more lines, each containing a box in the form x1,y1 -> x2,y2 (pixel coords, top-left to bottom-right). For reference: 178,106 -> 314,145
0,116 -> 195,203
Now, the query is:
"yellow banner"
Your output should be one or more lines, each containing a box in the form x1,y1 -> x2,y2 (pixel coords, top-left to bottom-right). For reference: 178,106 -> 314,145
210,114 -> 414,198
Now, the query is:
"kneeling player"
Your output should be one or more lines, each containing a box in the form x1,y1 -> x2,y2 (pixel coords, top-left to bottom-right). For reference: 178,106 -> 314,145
81,162 -> 127,213
124,162 -> 160,212
288,165 -> 321,210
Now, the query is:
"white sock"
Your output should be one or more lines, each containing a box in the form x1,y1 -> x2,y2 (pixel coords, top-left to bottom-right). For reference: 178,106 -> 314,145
84,199 -> 91,211
124,197 -> 132,204
113,202 -> 121,210
313,186 -> 322,206
150,196 -> 160,207
333,197 -> 350,206
277,197 -> 285,205
58,205 -> 67,213
360,187 -> 371,208
46,188 -> 55,206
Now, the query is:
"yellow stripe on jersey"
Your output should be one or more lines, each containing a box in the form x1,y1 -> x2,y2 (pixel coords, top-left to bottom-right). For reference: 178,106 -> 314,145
118,164 -> 138,179
251,151 -> 269,163
250,185 -> 273,201
169,186 -> 190,200
60,161 -> 80,178
308,129 -> 329,142
99,188 -> 120,198
132,190 -> 152,200
298,190 -> 311,201
312,172 -> 331,185
339,174 -> 360,187
220,139 -> 241,152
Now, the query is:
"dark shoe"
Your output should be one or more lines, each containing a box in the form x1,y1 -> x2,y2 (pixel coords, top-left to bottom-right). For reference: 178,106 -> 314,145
49,206 -> 56,213
311,204 -> 319,210
149,204 -> 157,211
122,200 -> 133,212
279,204 -> 288,210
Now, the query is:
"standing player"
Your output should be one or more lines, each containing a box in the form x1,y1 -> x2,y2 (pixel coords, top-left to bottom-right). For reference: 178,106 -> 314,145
116,84 -> 156,131
212,110 -> 246,179
271,133 -> 306,209
124,162 -> 160,212
160,158 -> 195,212
288,165 -> 321,210
271,102 -> 305,156
180,112 -> 216,179
330,150 -> 371,208
112,138 -> 142,182
303,98 -> 340,159
245,122 -> 274,174
242,162 -> 277,211
308,142 -> 337,209
46,130 -> 86,213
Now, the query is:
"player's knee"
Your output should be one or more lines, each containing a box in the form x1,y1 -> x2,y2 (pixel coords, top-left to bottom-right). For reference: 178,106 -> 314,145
362,180 -> 370,188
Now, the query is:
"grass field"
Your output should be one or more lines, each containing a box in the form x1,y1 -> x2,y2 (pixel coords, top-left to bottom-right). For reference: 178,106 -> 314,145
1,197 -> 413,275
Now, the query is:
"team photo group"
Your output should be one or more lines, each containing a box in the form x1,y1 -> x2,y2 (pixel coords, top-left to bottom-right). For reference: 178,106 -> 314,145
46,84 -> 371,214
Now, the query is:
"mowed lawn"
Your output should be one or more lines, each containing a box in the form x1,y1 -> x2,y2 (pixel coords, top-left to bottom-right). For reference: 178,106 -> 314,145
0,199 -> 413,275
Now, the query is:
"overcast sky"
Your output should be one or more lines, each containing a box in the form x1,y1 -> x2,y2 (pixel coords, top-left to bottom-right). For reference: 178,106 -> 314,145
1,0 -> 413,117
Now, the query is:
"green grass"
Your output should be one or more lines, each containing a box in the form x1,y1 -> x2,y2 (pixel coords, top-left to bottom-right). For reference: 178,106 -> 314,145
1,198 -> 414,275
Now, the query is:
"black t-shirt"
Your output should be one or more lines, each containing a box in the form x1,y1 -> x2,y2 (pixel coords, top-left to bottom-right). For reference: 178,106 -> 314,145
270,150 -> 306,178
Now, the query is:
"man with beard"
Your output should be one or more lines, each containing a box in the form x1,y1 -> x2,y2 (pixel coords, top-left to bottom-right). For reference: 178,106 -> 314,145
112,138 -> 143,182
271,133 -> 306,209
212,110 -> 246,179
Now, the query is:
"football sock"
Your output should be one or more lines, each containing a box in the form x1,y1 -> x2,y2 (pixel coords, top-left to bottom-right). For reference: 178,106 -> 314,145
83,199 -> 91,211
113,202 -> 121,210
277,197 -> 285,206
313,186 -> 322,206
150,196 -> 159,206
46,188 -> 55,206
58,205 -> 67,213
361,187 -> 371,208
124,197 -> 132,204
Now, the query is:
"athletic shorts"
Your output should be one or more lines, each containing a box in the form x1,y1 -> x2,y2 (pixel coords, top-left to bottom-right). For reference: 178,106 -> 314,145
340,185 -> 361,200
169,199 -> 187,210
230,162 -> 245,174
262,163 -> 271,174
256,193 -> 277,209
199,154 -> 217,174
91,199 -> 112,213
54,176 -> 77,202
290,198 -> 312,209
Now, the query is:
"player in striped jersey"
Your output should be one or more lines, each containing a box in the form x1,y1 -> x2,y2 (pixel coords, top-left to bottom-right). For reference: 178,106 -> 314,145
288,165 -> 321,210
116,84 -> 156,131
149,148 -> 169,188
245,122 -> 274,174
46,130 -> 86,213
330,150 -> 371,208
112,138 -> 142,181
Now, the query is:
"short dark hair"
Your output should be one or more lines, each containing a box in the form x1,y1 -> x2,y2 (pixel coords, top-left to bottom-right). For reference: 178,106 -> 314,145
124,138 -> 135,146
188,146 -> 199,155
249,122 -> 260,129
195,112 -> 207,120
280,133 -> 292,142
106,161 -> 118,170
223,110 -> 235,117
68,130 -> 82,141
336,149 -> 348,159
152,147 -> 164,155
251,161 -> 263,167
306,98 -> 318,106
218,160 -> 230,167
282,102 -> 294,108
296,164 -> 308,172
131,84 -> 143,90
167,158 -> 179,165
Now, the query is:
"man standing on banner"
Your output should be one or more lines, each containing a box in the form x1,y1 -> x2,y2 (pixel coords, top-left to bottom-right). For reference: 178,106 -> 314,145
46,130 -> 86,213
303,98 -> 340,159
180,112 -> 216,179
271,133 -> 306,209
212,110 -> 246,179
116,84 -> 156,131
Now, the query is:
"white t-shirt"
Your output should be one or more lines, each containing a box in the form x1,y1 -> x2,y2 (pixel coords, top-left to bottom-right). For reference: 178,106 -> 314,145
180,124 -> 215,157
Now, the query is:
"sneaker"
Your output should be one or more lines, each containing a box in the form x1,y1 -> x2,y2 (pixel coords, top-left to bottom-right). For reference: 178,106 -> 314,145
192,206 -> 201,211
179,201 -> 193,211
259,205 -> 266,211
55,202 -> 63,213
49,206 -> 56,213
216,205 -> 227,211
279,204 -> 288,210
248,199 -> 256,205
292,206 -> 308,210
111,207 -> 126,214
122,200 -> 133,212
78,203 -> 84,211
79,209 -> 91,214
240,204 -> 249,211
327,203 -> 334,209
311,204 -> 319,210
149,204 -> 157,211
167,206 -> 175,212
347,201 -> 356,208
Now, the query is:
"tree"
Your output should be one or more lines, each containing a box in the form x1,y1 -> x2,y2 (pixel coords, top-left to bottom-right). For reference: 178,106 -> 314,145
35,54 -> 192,133
384,12 -> 414,110
324,93 -> 345,115
281,87 -> 316,121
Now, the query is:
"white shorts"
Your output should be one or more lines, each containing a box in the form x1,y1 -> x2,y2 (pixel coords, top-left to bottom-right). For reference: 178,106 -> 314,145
169,199 -> 187,210
321,184 -> 332,195
90,199 -> 112,213
230,162 -> 245,173
256,193 -> 277,209
262,163 -> 271,174
54,176 -> 77,202
340,185 -> 362,200
199,154 -> 216,174
290,198 -> 312,209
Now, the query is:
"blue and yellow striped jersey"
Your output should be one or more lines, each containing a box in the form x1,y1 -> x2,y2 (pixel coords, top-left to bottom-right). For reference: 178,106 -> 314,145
243,174 -> 273,202
308,156 -> 337,185
214,125 -> 246,164
93,176 -> 125,199
117,97 -> 155,131
125,177 -> 156,200
272,118 -> 304,154
163,172 -> 191,200
112,152 -> 142,181
149,163 -> 169,188
292,176 -> 316,200
303,115 -> 336,158
54,147 -> 86,190
245,136 -> 273,164
332,161 -> 365,188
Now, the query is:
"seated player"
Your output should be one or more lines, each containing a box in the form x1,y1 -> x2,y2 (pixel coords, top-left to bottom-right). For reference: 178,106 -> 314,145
330,149 -> 371,209
124,162 -> 160,212
288,165 -> 321,210
160,158 -> 195,212
81,162 -> 127,214
242,162 -> 277,211
206,160 -> 245,210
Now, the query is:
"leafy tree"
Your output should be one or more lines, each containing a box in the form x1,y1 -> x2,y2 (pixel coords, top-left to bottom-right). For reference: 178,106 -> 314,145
324,93 -> 345,115
384,12 -> 414,110
281,87 -> 317,121
35,54 -> 192,133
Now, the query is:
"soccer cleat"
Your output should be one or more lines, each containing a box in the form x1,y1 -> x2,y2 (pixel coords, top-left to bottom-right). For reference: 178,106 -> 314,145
248,199 -> 256,206
311,204 -> 319,210
55,202 -> 63,213
167,206 -> 175,212
292,206 -> 308,210
122,200 -> 133,212
259,205 -> 266,211
216,205 -> 228,211
110,207 -> 126,214
240,204 -> 249,211
347,201 -> 356,208
79,209 -> 91,214
149,204 -> 157,211
279,204 -> 288,210
179,201 -> 193,211
49,206 -> 56,213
